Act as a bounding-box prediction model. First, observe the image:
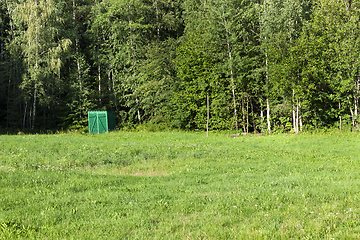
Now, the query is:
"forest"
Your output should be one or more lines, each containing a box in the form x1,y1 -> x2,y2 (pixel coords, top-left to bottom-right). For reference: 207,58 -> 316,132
0,0 -> 359,133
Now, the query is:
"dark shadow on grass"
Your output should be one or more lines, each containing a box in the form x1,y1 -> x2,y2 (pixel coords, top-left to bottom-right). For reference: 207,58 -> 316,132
0,127 -> 82,135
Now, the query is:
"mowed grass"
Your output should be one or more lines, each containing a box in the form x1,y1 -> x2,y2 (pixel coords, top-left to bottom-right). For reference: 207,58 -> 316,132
1,131 -> 360,239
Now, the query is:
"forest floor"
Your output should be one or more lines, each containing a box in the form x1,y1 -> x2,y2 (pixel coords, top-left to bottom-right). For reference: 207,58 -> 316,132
1,131 -> 360,239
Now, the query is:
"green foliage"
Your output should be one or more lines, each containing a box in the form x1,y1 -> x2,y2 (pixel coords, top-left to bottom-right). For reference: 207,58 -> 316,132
289,0 -> 360,128
175,33 -> 226,129
13,0 -> 72,129
1,0 -> 360,132
136,40 -> 177,125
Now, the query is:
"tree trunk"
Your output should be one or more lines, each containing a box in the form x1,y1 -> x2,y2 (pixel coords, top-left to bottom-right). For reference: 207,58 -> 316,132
265,50 -> 271,134
246,94 -> 249,134
58,67 -> 61,100
23,101 -> 27,130
339,100 -> 342,131
32,81 -> 37,129
262,0 -> 271,134
109,67 -> 118,112
251,97 -> 256,133
299,102 -> 302,131
128,4 -> 141,124
207,95 -> 209,137
266,97 -> 270,133
222,7 -> 238,131
32,5 -> 39,129
29,107 -> 32,129
155,0 -> 160,43
355,78 -> 359,129
135,97 -> 141,123
347,96 -> 355,128
296,100 -> 299,133
98,62 -> 101,106
260,98 -> 264,134
73,0 -> 82,120
293,89 -> 296,133
242,93 -> 245,133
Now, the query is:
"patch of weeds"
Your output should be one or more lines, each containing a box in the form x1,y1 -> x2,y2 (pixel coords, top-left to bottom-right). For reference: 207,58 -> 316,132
0,221 -> 37,239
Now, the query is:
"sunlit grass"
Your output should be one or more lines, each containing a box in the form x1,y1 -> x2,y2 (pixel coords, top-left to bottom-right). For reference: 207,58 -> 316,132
1,131 -> 360,238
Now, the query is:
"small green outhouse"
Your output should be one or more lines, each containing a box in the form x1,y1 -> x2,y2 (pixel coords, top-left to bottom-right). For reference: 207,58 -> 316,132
88,111 -> 116,134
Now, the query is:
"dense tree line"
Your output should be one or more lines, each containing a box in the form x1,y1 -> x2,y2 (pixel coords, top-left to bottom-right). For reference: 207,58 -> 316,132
0,0 -> 359,133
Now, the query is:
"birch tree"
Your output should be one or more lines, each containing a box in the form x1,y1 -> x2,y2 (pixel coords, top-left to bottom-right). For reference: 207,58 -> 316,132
175,0 -> 236,130
260,0 -> 309,133
296,0 -> 360,130
259,0 -> 273,133
15,0 -> 70,129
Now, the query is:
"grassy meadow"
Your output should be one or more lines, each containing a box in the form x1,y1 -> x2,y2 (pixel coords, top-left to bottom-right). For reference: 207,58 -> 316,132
1,131 -> 360,239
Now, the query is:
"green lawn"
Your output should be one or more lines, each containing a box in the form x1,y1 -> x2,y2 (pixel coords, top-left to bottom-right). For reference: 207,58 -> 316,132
1,131 -> 360,239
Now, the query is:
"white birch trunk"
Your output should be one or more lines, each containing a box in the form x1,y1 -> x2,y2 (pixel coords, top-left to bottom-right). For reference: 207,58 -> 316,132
207,95 -> 209,137
77,49 -> 81,92
33,82 -> 37,129
299,102 -> 302,131
73,0 -> 80,85
242,94 -> 245,132
23,101 -> 27,130
246,94 -> 249,134
128,4 -> 141,124
260,99 -> 264,134
262,0 -> 271,134
292,89 -> 296,133
107,68 -> 111,92
355,79 -> 359,129
250,98 -> 256,132
32,4 -> 38,129
355,94 -> 358,125
339,101 -> 341,131
222,8 -> 238,130
296,100 -> 299,133
29,107 -> 32,129
155,1 -> 160,43
266,98 -> 270,133
265,52 -> 270,134
98,63 -> 101,105
347,96 -> 355,128
58,67 -> 61,99
73,0 -> 82,120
